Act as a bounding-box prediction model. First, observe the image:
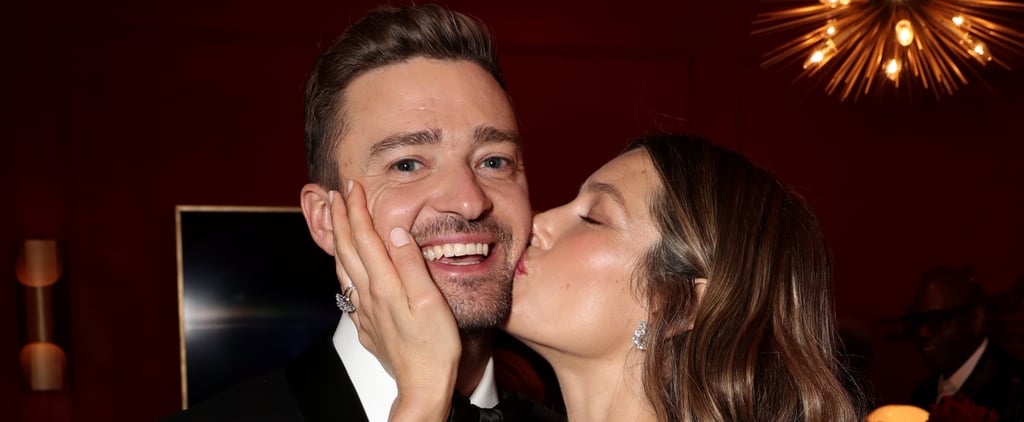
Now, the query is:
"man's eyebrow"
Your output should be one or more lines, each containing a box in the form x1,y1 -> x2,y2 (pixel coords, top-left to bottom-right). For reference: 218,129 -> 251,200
583,182 -> 626,209
368,129 -> 441,160
473,126 -> 520,145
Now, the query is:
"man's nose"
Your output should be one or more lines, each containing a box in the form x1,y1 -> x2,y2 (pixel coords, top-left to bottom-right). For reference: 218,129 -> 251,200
917,323 -> 934,339
431,166 -> 492,220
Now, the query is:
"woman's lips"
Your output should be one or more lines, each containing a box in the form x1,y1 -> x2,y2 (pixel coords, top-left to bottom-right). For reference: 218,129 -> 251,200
514,250 -> 528,276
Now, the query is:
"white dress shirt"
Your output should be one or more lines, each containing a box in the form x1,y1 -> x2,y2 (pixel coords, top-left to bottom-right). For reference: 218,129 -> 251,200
333,314 -> 500,422
936,337 -> 988,402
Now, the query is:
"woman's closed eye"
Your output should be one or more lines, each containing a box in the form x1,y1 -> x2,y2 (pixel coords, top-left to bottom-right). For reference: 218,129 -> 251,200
579,214 -> 601,225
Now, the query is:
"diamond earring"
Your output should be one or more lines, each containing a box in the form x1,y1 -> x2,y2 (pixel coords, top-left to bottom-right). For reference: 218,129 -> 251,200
632,320 -> 649,351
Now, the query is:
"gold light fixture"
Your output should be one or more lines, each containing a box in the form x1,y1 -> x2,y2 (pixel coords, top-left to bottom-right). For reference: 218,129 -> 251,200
753,0 -> 1024,101
15,239 -> 67,391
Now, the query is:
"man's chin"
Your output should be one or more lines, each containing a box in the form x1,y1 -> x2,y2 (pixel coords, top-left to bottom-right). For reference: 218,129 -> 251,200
452,304 -> 510,331
437,272 -> 513,330
919,354 -> 951,372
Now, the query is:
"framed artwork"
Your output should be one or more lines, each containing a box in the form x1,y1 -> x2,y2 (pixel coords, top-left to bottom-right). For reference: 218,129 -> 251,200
174,205 -> 339,408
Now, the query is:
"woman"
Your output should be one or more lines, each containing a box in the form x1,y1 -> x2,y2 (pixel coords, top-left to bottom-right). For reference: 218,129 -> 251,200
331,134 -> 863,421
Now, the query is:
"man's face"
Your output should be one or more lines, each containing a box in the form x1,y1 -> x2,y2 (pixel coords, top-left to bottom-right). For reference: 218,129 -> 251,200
335,58 -> 531,330
903,280 -> 984,375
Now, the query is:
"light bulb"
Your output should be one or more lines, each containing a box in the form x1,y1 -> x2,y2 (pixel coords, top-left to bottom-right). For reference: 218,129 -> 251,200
885,58 -> 901,81
819,0 -> 840,8
803,39 -> 838,69
952,15 -> 964,27
839,0 -> 851,5
966,38 -> 993,62
895,20 -> 914,47
825,19 -> 838,37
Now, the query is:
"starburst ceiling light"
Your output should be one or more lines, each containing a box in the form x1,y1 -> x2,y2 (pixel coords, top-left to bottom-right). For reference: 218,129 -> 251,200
753,0 -> 1024,101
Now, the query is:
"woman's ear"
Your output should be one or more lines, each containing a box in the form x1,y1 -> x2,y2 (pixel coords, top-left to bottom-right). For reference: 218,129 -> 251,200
300,183 -> 336,256
664,277 -> 711,335
678,278 -> 709,332
694,278 -> 708,305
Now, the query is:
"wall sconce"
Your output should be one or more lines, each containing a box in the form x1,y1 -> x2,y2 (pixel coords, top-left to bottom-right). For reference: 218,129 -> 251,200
15,239 -> 67,391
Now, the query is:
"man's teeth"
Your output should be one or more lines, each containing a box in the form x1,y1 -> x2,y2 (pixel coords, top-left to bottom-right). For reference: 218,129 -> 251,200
421,243 -> 490,261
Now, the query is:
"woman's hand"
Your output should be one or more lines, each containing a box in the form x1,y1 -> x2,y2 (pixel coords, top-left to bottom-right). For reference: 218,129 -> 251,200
329,181 -> 461,421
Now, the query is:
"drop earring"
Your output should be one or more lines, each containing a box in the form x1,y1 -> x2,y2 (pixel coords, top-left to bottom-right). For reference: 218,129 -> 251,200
632,321 -> 649,351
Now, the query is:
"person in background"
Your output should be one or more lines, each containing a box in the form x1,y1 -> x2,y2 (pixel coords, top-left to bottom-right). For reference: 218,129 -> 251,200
903,266 -> 1024,421
333,134 -> 866,421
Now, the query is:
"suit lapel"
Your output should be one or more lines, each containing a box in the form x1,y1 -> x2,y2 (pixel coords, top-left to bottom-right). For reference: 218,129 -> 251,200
286,333 -> 369,422
960,347 -> 997,397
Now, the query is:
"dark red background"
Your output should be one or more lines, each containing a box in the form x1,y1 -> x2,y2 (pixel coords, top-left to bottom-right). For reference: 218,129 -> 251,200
3,1 -> 1022,420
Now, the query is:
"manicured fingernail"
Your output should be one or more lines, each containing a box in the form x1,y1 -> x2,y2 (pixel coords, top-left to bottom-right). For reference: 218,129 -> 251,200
328,190 -> 335,205
346,180 -> 353,195
389,227 -> 410,247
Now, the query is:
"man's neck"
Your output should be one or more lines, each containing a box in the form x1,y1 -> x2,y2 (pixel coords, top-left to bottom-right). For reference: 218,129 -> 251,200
455,329 -> 493,396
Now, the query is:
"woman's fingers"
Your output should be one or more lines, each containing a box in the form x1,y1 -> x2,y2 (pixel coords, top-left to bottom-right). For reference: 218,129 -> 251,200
336,181 -> 460,398
383,225 -> 460,413
329,188 -> 369,302
387,227 -> 450,318
328,187 -> 373,340
345,181 -> 453,333
344,181 -> 400,302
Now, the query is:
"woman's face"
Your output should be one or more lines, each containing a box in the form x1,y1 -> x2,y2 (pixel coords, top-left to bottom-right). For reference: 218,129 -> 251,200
506,149 -> 662,359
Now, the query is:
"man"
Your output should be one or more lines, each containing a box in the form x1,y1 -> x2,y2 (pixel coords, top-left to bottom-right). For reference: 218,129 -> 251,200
903,266 -> 1024,421
163,5 -> 553,421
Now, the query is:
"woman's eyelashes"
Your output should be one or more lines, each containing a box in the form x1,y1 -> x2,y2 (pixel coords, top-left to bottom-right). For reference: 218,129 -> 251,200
579,214 -> 601,225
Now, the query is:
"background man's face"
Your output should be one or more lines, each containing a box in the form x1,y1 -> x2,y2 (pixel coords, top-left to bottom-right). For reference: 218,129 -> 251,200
335,58 -> 532,330
904,280 -> 985,375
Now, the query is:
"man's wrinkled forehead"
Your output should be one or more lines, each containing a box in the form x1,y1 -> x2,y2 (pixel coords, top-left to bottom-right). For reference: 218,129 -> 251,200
330,58 -> 520,170
364,125 -> 521,162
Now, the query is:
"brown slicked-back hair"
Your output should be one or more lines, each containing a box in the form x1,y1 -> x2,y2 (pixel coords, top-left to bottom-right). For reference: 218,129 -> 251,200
304,4 -> 507,189
628,135 -> 865,421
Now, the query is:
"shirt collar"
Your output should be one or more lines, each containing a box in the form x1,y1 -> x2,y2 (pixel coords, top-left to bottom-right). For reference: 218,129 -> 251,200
332,314 -> 499,422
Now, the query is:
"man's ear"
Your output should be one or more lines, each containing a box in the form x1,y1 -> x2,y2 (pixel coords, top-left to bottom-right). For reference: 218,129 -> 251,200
300,183 -> 336,256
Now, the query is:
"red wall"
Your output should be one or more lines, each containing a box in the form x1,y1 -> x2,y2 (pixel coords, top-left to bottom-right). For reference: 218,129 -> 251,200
4,1 -> 1023,420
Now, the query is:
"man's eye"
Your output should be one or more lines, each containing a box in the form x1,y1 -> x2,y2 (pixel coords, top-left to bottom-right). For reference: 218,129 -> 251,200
481,156 -> 511,170
393,159 -> 422,172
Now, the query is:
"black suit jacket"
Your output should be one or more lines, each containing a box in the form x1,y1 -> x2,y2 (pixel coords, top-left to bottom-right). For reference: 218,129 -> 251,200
909,344 -> 1024,421
160,332 -> 367,422
160,332 -> 565,422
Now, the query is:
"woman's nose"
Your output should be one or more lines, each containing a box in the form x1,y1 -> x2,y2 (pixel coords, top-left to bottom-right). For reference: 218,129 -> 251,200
529,208 -> 560,249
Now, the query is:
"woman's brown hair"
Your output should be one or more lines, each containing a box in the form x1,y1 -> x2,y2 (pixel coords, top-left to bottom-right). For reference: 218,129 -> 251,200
630,135 -> 863,421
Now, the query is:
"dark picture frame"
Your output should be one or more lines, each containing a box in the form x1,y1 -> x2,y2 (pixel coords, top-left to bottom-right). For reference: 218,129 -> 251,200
174,205 -> 339,408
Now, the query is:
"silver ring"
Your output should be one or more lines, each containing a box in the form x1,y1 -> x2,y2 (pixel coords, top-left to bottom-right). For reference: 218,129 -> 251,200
336,284 -> 356,313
